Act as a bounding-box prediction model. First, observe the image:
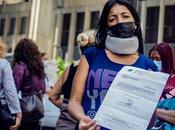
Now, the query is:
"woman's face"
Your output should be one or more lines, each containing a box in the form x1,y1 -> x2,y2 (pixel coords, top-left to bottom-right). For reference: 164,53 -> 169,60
107,4 -> 135,27
150,50 -> 161,61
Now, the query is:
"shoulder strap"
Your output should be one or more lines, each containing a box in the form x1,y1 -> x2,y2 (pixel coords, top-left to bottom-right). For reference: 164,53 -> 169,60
61,63 -> 78,97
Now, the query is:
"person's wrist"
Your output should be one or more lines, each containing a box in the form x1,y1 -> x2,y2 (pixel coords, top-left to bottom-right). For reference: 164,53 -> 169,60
16,117 -> 21,128
79,115 -> 90,121
16,112 -> 22,121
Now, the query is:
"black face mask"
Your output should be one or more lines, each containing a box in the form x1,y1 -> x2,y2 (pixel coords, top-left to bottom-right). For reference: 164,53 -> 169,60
107,22 -> 136,38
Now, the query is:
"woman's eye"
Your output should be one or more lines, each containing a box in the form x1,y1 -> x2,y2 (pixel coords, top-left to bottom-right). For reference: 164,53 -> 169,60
108,18 -> 115,22
123,15 -> 130,19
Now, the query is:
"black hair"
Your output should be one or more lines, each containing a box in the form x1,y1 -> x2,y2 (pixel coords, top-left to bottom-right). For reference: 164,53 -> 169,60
95,0 -> 143,54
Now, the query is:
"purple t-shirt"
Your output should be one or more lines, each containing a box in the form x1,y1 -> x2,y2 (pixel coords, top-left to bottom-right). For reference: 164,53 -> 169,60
13,62 -> 45,95
82,48 -> 157,130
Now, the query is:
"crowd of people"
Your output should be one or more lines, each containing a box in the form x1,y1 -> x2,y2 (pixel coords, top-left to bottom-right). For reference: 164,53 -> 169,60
0,0 -> 175,130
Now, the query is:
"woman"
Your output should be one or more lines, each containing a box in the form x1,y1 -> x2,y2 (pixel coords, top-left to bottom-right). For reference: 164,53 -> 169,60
49,30 -> 95,130
68,0 -> 157,130
149,43 -> 175,129
0,41 -> 22,130
12,38 -> 45,130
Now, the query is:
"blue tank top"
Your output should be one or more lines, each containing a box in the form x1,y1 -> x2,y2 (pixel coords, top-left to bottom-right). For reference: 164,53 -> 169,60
82,47 -> 157,130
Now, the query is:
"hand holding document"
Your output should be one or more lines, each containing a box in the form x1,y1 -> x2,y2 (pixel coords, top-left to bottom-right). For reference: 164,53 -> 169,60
94,66 -> 169,130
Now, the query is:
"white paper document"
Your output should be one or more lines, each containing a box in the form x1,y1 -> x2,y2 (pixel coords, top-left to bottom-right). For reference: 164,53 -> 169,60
94,66 -> 169,130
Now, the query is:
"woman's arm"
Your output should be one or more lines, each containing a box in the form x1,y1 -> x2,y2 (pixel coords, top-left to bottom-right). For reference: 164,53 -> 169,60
49,66 -> 70,107
68,56 -> 100,130
68,56 -> 89,120
3,60 -> 22,130
157,108 -> 175,124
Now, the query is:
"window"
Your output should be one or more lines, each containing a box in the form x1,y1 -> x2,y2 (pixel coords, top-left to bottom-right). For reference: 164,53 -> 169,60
61,13 -> 71,47
163,6 -> 175,43
0,18 -> 5,36
8,17 -> 16,35
75,12 -> 85,45
19,17 -> 27,34
90,11 -> 99,29
145,7 -> 159,43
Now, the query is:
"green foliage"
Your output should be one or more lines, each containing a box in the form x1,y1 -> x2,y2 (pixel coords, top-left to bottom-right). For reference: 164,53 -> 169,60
56,56 -> 71,77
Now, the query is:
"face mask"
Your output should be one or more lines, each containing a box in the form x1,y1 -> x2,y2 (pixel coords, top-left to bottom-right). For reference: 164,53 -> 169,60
153,60 -> 162,71
107,22 -> 136,38
43,60 -> 49,68
105,35 -> 139,54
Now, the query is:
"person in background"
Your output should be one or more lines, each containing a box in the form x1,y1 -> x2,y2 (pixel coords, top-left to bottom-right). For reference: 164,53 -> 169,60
41,52 -> 51,93
0,41 -> 22,130
149,43 -> 175,129
41,52 -> 58,92
41,52 -> 49,61
68,0 -> 158,130
12,38 -> 45,130
49,30 -> 95,130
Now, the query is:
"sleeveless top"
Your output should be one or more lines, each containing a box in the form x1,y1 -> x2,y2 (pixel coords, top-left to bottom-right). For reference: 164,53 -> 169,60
83,47 -> 157,130
57,63 -> 78,130
62,63 -> 78,100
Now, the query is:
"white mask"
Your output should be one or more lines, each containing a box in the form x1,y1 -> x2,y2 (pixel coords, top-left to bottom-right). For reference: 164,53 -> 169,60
153,60 -> 162,71
43,60 -> 49,68
105,35 -> 139,54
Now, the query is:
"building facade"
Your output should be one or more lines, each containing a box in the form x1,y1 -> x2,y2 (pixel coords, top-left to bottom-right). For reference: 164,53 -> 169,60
0,0 -> 175,61
139,0 -> 175,55
0,0 -> 55,57
54,0 -> 175,61
0,0 -> 31,52
53,0 -> 107,61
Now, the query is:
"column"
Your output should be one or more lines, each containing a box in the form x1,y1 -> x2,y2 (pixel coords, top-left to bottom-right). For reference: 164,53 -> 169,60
28,0 -> 41,41
157,0 -> 165,43
28,0 -> 36,39
13,15 -> 20,51
83,7 -> 90,31
66,10 -> 76,62
32,0 -> 41,41
52,11 -> 63,59
3,15 -> 10,43
140,0 -> 147,40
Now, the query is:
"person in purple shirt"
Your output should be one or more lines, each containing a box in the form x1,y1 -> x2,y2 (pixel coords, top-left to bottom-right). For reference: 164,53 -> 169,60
12,38 -> 45,130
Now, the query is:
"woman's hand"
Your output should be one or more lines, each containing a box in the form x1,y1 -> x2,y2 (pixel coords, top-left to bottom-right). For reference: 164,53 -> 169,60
10,113 -> 22,130
79,116 -> 100,130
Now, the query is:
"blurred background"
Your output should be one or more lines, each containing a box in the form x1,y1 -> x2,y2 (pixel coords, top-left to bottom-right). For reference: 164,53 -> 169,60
0,0 -> 175,61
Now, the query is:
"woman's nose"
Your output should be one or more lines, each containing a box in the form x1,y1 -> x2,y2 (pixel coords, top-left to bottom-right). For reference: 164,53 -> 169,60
117,17 -> 123,24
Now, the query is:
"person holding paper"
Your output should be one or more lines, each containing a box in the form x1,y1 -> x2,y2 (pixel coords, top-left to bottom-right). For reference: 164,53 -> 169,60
68,0 -> 158,130
149,43 -> 175,129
